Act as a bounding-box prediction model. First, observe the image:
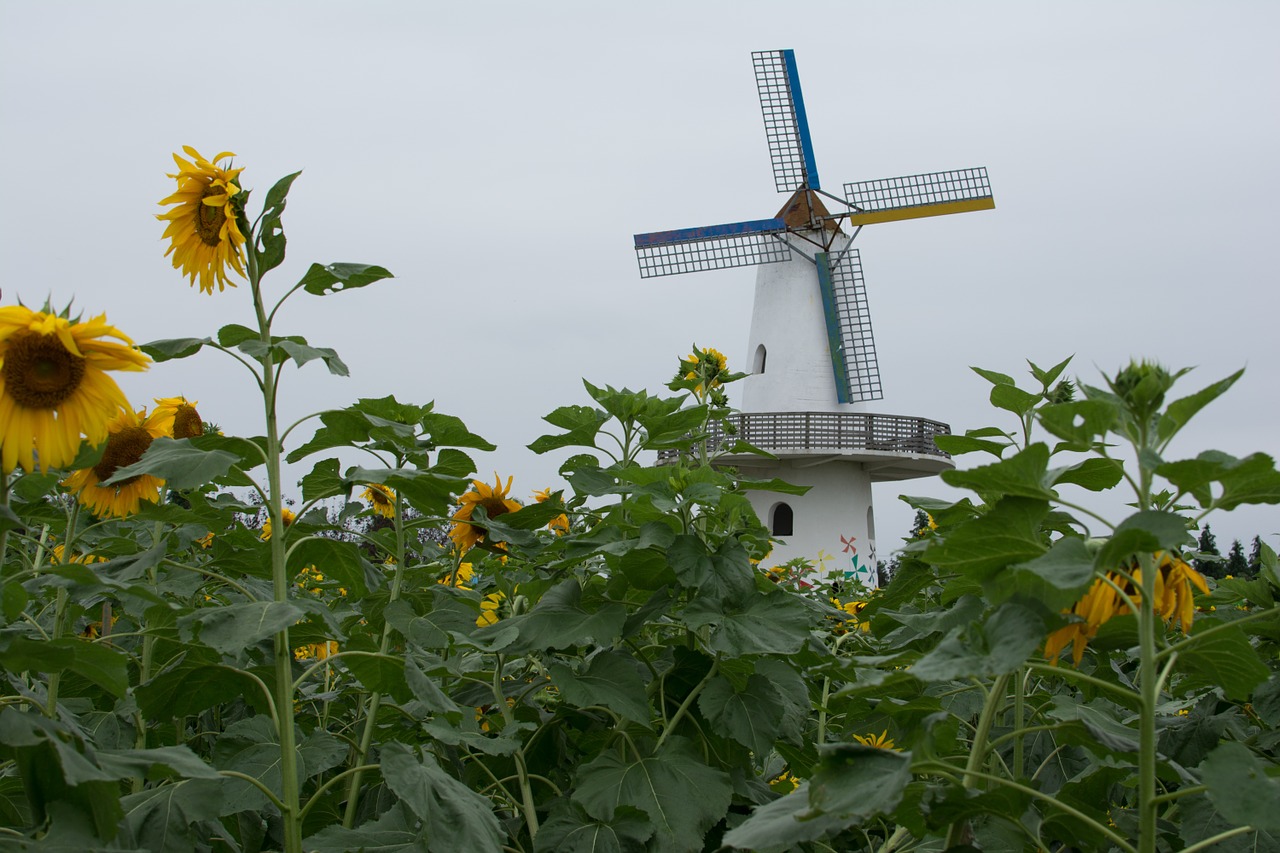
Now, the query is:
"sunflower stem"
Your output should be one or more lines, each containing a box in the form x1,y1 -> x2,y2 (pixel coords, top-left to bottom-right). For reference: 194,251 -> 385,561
0,472 -> 10,576
248,235 -> 304,853
943,671 -> 1009,848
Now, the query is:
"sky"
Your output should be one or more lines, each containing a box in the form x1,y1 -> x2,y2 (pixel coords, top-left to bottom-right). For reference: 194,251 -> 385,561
1,1 -> 1277,556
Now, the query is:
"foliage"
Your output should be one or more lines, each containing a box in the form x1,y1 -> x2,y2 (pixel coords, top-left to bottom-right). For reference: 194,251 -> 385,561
2,156 -> 1279,853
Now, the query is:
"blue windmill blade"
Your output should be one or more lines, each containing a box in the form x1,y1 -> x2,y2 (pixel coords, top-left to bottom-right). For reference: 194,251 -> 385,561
752,49 -> 821,193
633,218 -> 790,279
815,248 -> 882,403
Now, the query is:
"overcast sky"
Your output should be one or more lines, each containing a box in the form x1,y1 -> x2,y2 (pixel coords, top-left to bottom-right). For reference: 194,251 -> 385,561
2,1 -> 1276,555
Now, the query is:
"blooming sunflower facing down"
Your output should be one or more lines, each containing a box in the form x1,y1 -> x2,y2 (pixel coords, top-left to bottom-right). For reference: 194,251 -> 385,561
61,408 -> 166,518
156,147 -> 248,294
152,396 -> 204,439
1045,550 -> 1210,666
449,473 -> 521,553
362,483 -> 397,519
260,507 -> 297,541
0,305 -> 149,474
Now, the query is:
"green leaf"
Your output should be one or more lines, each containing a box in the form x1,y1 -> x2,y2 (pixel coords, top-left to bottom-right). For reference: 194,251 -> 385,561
529,405 -> 610,454
909,602 -> 1045,681
698,673 -> 785,755
549,652 -> 651,723
136,651 -> 259,717
942,443 -> 1055,500
1175,621 -> 1270,701
489,580 -> 626,653
300,457 -> 345,502
683,590 -> 810,656
1094,510 -> 1192,569
121,778 -> 223,853
212,717 -> 343,814
809,743 -> 912,819
305,802 -> 426,853
181,601 -> 306,656
216,323 -> 259,348
1216,452 -> 1280,510
103,437 -> 241,489
1202,741 -> 1280,832
535,802 -> 651,853
922,497 -> 1049,582
140,337 -> 210,362
933,433 -> 1007,458
299,262 -> 394,296
342,652 -> 412,703
971,366 -> 1016,386
994,537 -> 1097,609
1049,457 -> 1125,491
989,382 -> 1041,416
1037,399 -> 1120,450
291,536 -> 382,599
1158,368 -> 1244,446
255,170 -> 302,274
276,339 -> 349,376
380,742 -> 503,853
1044,695 -> 1139,752
573,737 -> 732,853
96,746 -> 221,781
1029,355 -> 1073,388
0,637 -> 127,697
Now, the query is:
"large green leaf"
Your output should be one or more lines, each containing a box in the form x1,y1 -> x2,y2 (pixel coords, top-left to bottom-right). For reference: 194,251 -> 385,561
573,737 -> 732,853
550,652 -> 651,723
305,802 -> 427,853
342,652 -> 412,703
922,497 -> 1050,582
299,262 -> 394,296
121,778 -> 223,853
488,580 -> 626,653
136,651 -> 260,717
276,339 -> 349,376
1175,621 -> 1270,701
1094,510 -> 1194,569
1202,741 -> 1280,832
697,673 -> 785,755
942,443 -> 1054,500
254,170 -> 302,274
992,536 -> 1097,609
181,600 -> 306,656
213,717 -> 344,814
104,437 -> 241,489
909,602 -> 1044,682
535,802 -> 651,853
529,405 -> 611,453
380,742 -> 503,853
1157,369 -> 1244,446
683,589 -> 809,656
0,636 -> 128,697
140,337 -> 210,362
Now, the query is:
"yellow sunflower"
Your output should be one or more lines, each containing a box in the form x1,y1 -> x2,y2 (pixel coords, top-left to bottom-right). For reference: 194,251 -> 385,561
1045,551 -> 1209,666
437,562 -> 476,589
260,507 -> 296,541
152,396 -> 204,439
449,473 -> 521,553
476,591 -> 507,627
61,408 -> 166,518
362,483 -> 397,519
157,147 -> 247,294
853,730 -> 897,750
676,345 -> 730,400
0,306 -> 149,474
533,488 -> 570,535
294,640 -> 339,661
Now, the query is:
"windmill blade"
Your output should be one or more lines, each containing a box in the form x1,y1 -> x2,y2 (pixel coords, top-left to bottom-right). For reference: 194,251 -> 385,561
752,50 -> 821,193
815,248 -> 882,403
844,167 -> 994,226
633,218 -> 790,279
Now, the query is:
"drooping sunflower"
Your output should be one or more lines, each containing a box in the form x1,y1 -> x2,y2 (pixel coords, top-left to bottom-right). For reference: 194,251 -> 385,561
449,474 -> 521,553
362,483 -> 397,519
61,408 -> 166,518
152,396 -> 204,439
1045,550 -> 1209,666
0,306 -> 149,474
157,147 -> 248,294
260,507 -> 297,541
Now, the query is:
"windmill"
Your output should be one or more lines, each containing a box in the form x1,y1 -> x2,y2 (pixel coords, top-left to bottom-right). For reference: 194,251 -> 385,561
636,49 -> 995,586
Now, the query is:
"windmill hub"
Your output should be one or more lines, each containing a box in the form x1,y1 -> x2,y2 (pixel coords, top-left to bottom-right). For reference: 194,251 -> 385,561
633,49 -> 995,587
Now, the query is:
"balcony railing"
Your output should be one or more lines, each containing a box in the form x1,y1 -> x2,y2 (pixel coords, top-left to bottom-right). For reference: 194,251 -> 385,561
655,411 -> 951,462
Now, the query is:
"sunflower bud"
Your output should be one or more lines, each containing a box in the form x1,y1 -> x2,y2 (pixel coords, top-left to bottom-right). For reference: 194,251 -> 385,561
1110,360 -> 1173,423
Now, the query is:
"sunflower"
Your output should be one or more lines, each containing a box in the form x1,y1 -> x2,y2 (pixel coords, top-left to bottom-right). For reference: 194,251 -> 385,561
152,396 -> 204,439
674,345 -> 731,401
61,408 -> 166,518
1045,550 -> 1209,666
449,474 -> 521,553
853,730 -> 897,750
0,306 -> 149,474
476,591 -> 507,627
362,483 -> 397,519
157,147 -> 247,294
260,507 -> 296,541
294,641 -> 339,662
533,487 -> 570,535
437,562 -> 476,590
831,598 -> 871,634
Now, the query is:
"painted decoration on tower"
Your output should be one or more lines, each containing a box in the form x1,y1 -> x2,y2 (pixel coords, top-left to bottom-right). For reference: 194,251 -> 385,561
839,533 -> 877,586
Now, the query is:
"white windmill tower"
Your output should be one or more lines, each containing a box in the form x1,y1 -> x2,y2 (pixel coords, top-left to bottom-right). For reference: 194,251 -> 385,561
634,50 -> 995,587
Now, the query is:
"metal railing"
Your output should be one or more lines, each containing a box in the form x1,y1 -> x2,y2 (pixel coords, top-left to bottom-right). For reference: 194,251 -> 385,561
655,411 -> 951,462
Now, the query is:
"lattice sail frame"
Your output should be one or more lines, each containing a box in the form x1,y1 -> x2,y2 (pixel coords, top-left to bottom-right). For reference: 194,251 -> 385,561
844,168 -> 994,225
816,248 -> 881,403
752,50 -> 821,193
633,219 -> 790,279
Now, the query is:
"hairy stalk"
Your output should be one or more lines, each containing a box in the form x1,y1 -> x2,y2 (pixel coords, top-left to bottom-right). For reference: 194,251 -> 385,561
943,672 -> 1010,847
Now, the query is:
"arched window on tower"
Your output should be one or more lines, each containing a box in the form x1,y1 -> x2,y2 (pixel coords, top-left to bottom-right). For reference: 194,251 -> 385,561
771,502 -> 793,537
753,344 -> 767,374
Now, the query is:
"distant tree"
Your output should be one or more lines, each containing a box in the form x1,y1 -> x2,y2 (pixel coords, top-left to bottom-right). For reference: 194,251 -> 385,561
1225,539 -> 1249,578
1193,524 -> 1225,579
1248,536 -> 1265,578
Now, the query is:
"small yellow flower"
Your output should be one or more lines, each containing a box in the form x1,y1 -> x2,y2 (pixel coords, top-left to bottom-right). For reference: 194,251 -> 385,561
362,483 -> 397,519
852,730 -> 896,750
196,532 -> 214,549
260,507 -> 296,540
157,147 -> 248,294
769,770 -> 802,793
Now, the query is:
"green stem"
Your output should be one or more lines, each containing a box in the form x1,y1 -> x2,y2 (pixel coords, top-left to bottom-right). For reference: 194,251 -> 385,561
249,237 -> 303,853
1179,825 -> 1255,853
943,672 -> 1009,847
1137,551 -> 1159,853
656,659 -> 718,752
0,472 -> 10,575
1013,666 -> 1026,778
342,487 -> 408,827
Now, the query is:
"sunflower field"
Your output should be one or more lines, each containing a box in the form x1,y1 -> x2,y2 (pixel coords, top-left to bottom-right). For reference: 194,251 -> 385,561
2,151 -> 1280,853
